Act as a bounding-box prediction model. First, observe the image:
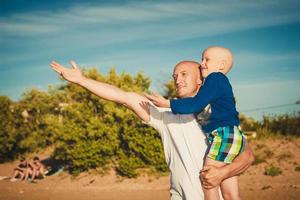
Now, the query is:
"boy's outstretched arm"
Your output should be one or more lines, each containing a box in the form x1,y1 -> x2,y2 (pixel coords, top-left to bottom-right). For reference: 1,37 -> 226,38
50,60 -> 150,122
200,143 -> 254,189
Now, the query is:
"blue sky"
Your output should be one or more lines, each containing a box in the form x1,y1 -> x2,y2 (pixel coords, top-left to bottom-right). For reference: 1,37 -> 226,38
1,0 -> 300,120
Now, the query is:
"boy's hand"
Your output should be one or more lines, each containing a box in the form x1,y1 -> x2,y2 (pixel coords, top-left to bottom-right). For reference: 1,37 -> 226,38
50,60 -> 85,84
144,93 -> 170,108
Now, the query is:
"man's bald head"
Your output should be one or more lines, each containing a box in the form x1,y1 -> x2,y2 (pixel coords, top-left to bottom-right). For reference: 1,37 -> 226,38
174,60 -> 201,72
172,61 -> 202,98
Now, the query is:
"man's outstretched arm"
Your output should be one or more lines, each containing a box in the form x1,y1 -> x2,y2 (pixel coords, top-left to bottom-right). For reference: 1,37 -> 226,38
50,60 -> 150,122
200,143 -> 254,189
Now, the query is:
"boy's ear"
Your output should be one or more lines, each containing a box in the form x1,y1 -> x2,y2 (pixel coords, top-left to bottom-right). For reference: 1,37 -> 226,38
219,60 -> 226,70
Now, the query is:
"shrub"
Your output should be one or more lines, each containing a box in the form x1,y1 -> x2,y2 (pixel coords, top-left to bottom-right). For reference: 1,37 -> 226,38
0,96 -> 17,162
0,68 -> 168,177
49,69 -> 167,177
264,165 -> 282,176
240,112 -> 300,139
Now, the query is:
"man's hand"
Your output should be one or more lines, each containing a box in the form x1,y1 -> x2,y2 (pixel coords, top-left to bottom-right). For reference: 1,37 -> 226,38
50,60 -> 85,84
200,165 -> 226,189
144,93 -> 170,108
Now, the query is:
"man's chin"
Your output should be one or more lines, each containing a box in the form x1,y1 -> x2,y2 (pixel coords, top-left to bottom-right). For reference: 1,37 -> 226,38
176,91 -> 188,98
176,90 -> 197,98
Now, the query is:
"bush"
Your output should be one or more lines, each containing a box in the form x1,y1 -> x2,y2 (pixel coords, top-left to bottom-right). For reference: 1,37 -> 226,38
0,96 -> 17,162
264,165 -> 282,176
0,68 -> 168,177
240,112 -> 300,138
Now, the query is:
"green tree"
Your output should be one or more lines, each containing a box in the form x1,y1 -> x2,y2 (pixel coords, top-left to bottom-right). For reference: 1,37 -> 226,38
0,96 -> 17,162
50,68 -> 167,176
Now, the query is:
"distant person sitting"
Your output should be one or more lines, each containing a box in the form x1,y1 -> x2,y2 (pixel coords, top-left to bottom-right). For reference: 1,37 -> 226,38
25,156 -> 46,182
10,157 -> 28,182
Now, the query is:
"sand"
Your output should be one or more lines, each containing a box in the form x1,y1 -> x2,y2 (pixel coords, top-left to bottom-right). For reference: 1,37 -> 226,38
0,138 -> 299,200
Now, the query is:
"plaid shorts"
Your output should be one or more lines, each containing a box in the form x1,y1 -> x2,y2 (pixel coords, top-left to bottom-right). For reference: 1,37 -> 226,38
207,126 -> 246,164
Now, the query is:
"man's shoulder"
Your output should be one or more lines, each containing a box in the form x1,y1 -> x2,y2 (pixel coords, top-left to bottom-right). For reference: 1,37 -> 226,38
148,104 -> 196,124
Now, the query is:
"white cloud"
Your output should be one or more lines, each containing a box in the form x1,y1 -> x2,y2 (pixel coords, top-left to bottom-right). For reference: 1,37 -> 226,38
235,51 -> 300,65
1,0 -> 299,41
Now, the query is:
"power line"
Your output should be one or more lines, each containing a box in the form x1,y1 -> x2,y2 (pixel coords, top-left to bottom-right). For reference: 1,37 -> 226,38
240,101 -> 300,113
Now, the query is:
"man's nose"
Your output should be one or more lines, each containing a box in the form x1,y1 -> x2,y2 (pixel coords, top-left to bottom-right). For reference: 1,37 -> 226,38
175,76 -> 182,84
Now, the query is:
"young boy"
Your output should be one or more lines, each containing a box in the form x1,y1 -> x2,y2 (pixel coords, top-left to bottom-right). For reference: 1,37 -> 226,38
145,46 -> 245,200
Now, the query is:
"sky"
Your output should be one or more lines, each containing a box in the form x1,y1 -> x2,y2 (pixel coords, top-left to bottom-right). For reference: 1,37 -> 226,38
0,0 -> 300,120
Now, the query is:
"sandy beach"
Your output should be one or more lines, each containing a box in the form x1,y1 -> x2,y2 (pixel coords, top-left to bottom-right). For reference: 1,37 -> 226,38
1,138 -> 299,200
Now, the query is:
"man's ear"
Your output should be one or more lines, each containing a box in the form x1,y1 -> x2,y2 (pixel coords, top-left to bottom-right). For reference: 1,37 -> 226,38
197,77 -> 203,85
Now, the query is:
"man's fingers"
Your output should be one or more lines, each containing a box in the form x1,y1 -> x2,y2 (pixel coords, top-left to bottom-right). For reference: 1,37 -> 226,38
50,61 -> 66,77
200,177 -> 214,189
203,182 -> 214,189
50,65 -> 62,74
200,166 -> 211,173
70,60 -> 78,69
152,92 -> 160,97
143,93 -> 151,99
51,60 -> 60,66
50,60 -> 68,70
200,180 -> 211,189
201,172 -> 213,180
203,185 -> 214,190
200,173 -> 209,182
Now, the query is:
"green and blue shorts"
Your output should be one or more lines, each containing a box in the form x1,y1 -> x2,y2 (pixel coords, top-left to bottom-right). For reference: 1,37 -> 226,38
207,126 -> 246,164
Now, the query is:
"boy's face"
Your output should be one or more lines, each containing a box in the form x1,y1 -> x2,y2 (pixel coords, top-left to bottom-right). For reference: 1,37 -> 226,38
34,160 -> 40,164
200,48 -> 224,78
173,63 -> 202,98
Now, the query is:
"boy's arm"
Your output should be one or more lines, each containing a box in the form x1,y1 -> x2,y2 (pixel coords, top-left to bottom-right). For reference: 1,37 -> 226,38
28,162 -> 34,169
144,74 -> 218,111
200,143 -> 254,189
170,73 -> 219,114
50,60 -> 150,122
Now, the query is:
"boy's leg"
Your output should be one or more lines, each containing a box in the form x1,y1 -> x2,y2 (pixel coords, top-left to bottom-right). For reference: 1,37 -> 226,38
20,171 -> 26,181
10,170 -> 22,181
202,158 -> 226,200
12,170 -> 19,178
23,168 -> 32,181
31,168 -> 37,180
40,165 -> 45,177
203,184 -> 220,200
220,176 -> 240,200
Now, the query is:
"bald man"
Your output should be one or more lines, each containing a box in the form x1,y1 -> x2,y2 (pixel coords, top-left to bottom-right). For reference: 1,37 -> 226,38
50,60 -> 253,200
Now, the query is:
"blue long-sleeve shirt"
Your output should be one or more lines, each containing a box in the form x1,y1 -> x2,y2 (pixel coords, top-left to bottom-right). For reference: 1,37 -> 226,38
170,72 -> 239,133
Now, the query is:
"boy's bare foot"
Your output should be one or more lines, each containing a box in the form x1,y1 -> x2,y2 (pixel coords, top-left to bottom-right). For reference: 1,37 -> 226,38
10,178 -> 18,182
